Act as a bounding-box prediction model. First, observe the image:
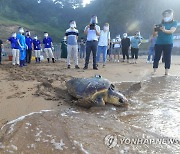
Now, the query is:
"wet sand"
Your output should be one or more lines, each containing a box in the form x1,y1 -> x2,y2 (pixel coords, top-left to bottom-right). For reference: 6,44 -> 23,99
0,56 -> 180,127
0,56 -> 180,153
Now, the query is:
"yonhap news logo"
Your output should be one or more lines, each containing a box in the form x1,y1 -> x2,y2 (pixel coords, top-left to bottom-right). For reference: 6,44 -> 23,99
104,134 -> 180,149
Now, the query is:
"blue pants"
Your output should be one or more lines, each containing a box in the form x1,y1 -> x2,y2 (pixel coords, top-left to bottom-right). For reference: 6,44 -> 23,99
147,47 -> 155,61
96,46 -> 107,64
20,48 -> 26,61
153,44 -> 173,69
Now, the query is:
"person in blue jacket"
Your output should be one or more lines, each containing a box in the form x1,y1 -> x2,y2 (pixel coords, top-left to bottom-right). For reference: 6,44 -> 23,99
7,32 -> 20,65
33,35 -> 41,63
25,31 -> 33,64
43,32 -> 55,63
17,27 -> 27,67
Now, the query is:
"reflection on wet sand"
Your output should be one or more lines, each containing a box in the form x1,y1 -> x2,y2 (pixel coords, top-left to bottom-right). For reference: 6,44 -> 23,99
0,76 -> 180,153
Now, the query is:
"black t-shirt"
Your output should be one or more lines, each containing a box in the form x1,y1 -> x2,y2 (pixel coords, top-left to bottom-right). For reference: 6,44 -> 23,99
0,40 -> 3,51
121,38 -> 130,49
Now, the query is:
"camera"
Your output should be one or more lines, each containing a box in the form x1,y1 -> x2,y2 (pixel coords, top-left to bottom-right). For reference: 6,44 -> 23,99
90,23 -> 96,30
154,24 -> 163,32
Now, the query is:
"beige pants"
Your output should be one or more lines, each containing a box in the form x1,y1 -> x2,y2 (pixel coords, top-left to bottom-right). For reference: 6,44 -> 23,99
67,45 -> 78,66
35,50 -> 41,58
12,49 -> 20,65
44,48 -> 54,58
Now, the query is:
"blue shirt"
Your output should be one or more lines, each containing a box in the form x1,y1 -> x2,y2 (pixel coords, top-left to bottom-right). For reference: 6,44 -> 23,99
131,36 -> 141,49
26,37 -> 33,50
65,28 -> 79,45
156,21 -> 177,45
33,39 -> 41,50
17,33 -> 26,49
43,37 -> 52,48
8,37 -> 19,49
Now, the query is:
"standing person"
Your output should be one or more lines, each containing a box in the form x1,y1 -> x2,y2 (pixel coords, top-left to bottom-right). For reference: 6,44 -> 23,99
65,20 -> 80,69
153,9 -> 177,75
43,32 -> 55,63
0,38 -> 3,65
130,31 -> 142,64
61,37 -> 67,59
83,15 -> 100,70
33,35 -> 41,63
17,27 -> 27,67
147,34 -> 157,63
7,32 -> 20,65
96,23 -> 110,67
112,35 -> 121,62
121,33 -> 130,63
25,31 -> 33,64
107,41 -> 112,61
79,37 -> 86,59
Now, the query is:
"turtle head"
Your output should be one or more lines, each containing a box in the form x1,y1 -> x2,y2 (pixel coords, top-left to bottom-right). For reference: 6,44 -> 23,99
107,84 -> 128,106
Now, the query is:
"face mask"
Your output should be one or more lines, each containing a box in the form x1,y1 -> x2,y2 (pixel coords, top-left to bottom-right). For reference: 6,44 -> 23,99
12,33 -> 17,38
19,29 -> 24,34
123,34 -> 127,38
164,16 -> 173,22
44,34 -> 48,38
70,24 -> 75,28
104,26 -> 109,31
34,36 -> 38,40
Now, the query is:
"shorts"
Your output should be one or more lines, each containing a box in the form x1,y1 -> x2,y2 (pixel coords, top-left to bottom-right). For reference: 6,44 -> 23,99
113,47 -> 121,54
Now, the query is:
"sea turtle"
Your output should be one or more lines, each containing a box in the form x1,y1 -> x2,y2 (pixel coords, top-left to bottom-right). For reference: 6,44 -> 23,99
66,75 -> 128,108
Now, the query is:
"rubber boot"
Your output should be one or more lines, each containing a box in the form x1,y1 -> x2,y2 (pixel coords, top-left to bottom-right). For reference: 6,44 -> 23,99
35,58 -> 38,63
47,58 -> 50,63
20,60 -> 23,67
52,58 -> 55,63
38,58 -> 41,63
23,60 -> 27,66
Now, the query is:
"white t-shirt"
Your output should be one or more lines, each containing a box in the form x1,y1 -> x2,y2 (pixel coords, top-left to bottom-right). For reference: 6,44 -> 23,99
85,25 -> 100,41
98,30 -> 110,46
114,38 -> 121,48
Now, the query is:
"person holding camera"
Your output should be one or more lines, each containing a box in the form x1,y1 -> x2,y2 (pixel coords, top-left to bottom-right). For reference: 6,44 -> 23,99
153,9 -> 177,75
83,15 -> 100,70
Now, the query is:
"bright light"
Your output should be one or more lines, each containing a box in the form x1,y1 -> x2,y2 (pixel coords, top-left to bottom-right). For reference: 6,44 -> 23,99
83,0 -> 91,7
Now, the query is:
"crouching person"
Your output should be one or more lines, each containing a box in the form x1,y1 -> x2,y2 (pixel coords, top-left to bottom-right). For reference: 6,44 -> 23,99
33,35 -> 41,63
7,32 -> 20,66
43,32 -> 55,63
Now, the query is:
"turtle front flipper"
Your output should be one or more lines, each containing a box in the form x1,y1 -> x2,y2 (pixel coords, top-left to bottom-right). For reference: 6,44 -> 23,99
93,96 -> 105,106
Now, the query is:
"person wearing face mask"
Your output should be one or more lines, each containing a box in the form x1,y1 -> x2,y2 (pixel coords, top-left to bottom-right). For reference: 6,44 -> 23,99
33,35 -> 41,63
130,31 -> 142,64
112,35 -> 121,63
84,15 -> 100,70
79,37 -> 86,59
25,31 -> 33,64
43,32 -> 55,63
121,33 -> 130,63
17,27 -> 27,67
96,23 -> 110,67
7,32 -> 20,66
65,20 -> 80,69
153,9 -> 177,76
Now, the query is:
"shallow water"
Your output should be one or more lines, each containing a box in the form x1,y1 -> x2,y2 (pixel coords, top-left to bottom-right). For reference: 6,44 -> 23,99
0,76 -> 180,154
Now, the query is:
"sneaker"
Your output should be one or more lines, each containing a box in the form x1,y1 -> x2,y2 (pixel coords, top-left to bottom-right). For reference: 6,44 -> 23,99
117,60 -> 120,63
67,65 -> 70,69
93,67 -> 98,70
75,65 -> 80,69
83,66 -> 88,70
146,61 -> 150,63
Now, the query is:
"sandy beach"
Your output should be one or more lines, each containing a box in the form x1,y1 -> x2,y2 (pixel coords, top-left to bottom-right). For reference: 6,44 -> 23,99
0,55 -> 180,128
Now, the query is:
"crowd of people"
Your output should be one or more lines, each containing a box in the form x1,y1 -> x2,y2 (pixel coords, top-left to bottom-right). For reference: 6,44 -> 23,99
0,9 -> 177,75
